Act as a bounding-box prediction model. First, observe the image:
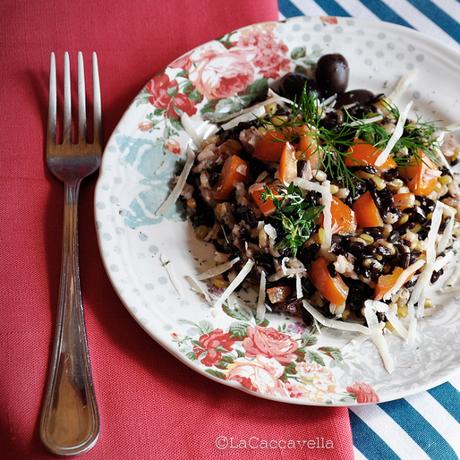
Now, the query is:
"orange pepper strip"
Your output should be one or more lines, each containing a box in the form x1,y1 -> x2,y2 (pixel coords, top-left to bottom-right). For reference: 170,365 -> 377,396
374,266 -> 416,300
398,151 -> 441,196
352,191 -> 384,228
345,141 -> 397,172
310,257 -> 349,305
253,130 -> 287,162
393,192 -> 415,210
214,155 -> 248,201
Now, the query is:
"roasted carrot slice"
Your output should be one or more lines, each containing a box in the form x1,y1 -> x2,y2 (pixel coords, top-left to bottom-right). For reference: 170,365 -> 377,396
310,257 -> 349,305
330,196 -> 357,234
253,130 -> 287,161
279,142 -> 297,184
374,266 -> 416,300
296,127 -> 321,169
345,141 -> 397,171
250,184 -> 278,216
214,155 -> 248,201
393,192 -> 415,210
398,152 -> 441,196
352,191 -> 383,228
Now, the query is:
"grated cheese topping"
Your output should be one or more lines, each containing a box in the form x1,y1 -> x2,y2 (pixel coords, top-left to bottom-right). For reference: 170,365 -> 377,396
302,300 -> 384,335
256,271 -> 267,321
195,257 -> 240,281
409,201 -> 444,317
375,100 -> 413,167
214,259 -> 254,309
156,147 -> 195,215
383,259 -> 426,301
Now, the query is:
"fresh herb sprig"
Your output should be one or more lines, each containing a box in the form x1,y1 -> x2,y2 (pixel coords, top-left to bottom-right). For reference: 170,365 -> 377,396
262,183 -> 323,256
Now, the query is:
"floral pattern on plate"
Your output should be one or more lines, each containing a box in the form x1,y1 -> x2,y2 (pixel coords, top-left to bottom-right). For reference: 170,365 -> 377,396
173,301 -> 378,404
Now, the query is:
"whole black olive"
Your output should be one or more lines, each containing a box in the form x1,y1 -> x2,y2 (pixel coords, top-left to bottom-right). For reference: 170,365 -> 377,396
274,72 -> 317,101
336,89 -> 374,108
315,54 -> 349,96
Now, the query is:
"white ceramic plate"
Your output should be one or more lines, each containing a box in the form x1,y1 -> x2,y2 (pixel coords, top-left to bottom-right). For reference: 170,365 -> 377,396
95,16 -> 460,406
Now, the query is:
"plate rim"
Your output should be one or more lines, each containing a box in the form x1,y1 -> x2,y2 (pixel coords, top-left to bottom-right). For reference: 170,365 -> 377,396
95,15 -> 460,406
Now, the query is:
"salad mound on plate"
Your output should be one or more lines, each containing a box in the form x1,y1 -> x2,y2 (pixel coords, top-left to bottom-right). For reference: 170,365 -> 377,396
172,53 -> 460,373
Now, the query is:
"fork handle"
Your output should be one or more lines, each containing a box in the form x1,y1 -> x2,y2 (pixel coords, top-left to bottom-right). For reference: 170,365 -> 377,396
40,181 -> 100,456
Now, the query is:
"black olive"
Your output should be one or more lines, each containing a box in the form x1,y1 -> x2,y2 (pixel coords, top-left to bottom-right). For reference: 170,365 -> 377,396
274,72 -> 317,101
315,54 -> 349,96
336,89 -> 374,108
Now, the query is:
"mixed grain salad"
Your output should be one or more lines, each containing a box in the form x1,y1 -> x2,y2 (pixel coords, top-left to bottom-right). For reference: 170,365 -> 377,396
159,53 -> 460,373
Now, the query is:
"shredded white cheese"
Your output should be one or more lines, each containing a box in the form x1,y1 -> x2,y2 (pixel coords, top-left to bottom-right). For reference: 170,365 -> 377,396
185,275 -> 212,303
267,88 -> 294,107
345,115 -> 383,127
294,178 -> 332,249
296,273 -> 302,299
221,105 -> 266,131
264,223 -> 277,247
386,310 -> 409,341
375,100 -> 413,167
155,147 -> 195,215
194,257 -> 240,281
302,300 -> 383,335
409,201 -> 444,317
181,113 -> 218,146
437,204 -> 456,255
160,254 -> 183,298
364,300 -> 394,374
214,259 -> 254,309
216,96 -> 279,124
387,70 -> 417,102
256,271 -> 267,321
321,94 -> 337,108
382,259 -> 426,301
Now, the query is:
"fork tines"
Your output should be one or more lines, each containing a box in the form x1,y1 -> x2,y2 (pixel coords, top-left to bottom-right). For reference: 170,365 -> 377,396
47,51 -> 101,147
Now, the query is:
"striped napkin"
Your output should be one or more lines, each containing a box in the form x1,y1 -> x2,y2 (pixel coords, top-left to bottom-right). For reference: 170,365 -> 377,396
278,1 -> 460,458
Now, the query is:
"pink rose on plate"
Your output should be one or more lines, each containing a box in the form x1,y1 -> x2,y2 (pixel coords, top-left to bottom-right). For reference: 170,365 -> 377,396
146,74 -> 197,119
193,328 -> 235,367
242,326 -> 298,364
169,51 -> 193,71
237,28 -> 290,79
346,382 -> 380,403
227,355 -> 288,397
189,42 -> 256,100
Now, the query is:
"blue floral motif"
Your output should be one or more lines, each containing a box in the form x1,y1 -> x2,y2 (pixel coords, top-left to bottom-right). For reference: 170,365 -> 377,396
115,134 -> 185,228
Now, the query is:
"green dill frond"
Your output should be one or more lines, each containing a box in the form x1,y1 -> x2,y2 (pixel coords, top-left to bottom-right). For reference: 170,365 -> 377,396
261,184 -> 324,256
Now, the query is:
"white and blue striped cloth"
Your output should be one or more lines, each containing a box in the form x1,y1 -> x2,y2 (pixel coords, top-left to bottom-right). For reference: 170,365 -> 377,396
278,1 -> 460,458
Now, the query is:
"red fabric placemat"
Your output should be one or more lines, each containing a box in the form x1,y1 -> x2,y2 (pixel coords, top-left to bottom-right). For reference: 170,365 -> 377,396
0,1 -> 354,458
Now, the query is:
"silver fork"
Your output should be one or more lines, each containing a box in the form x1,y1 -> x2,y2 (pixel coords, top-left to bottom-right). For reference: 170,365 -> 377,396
40,51 -> 101,456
